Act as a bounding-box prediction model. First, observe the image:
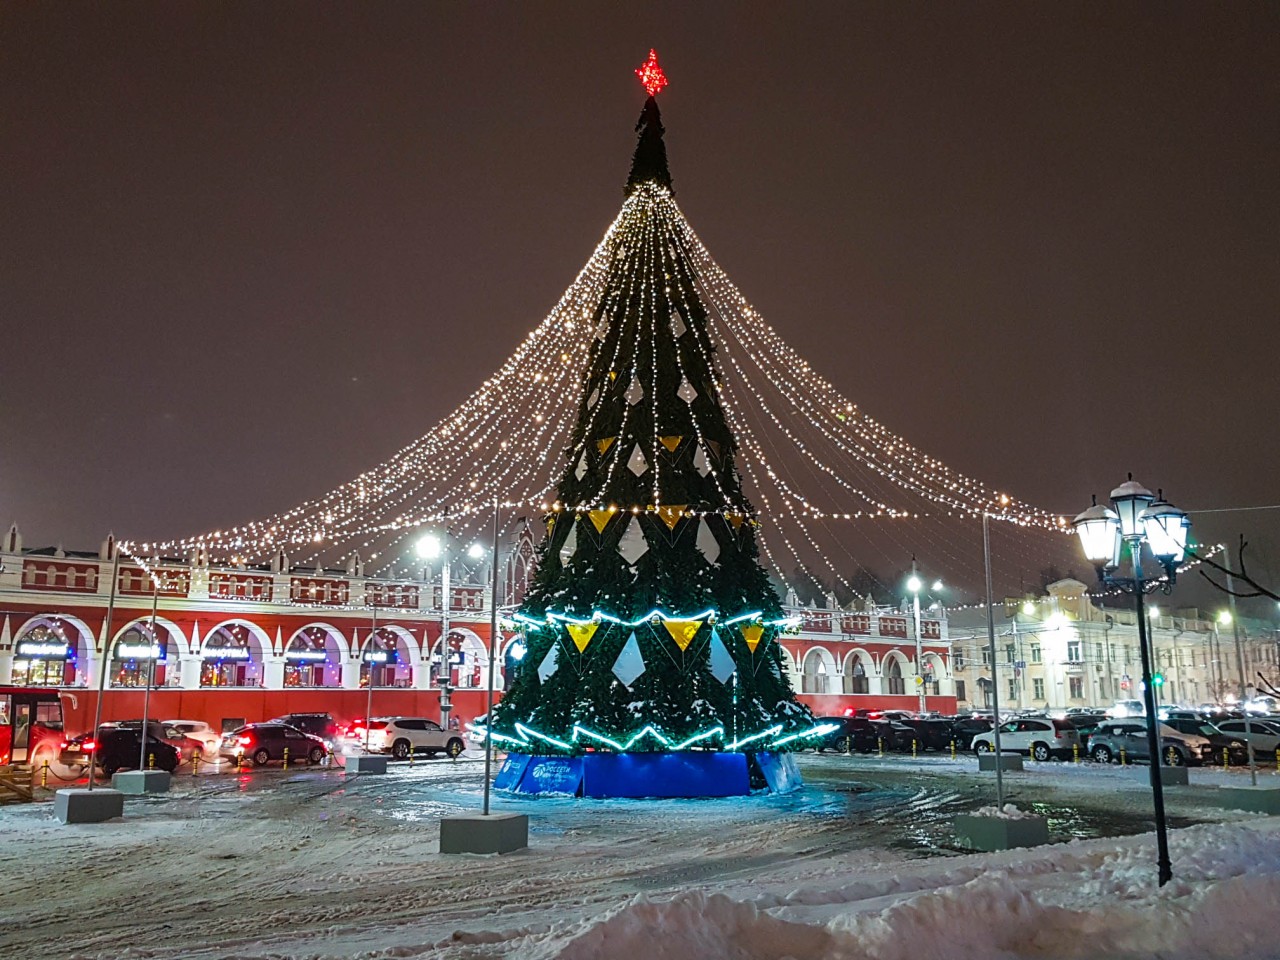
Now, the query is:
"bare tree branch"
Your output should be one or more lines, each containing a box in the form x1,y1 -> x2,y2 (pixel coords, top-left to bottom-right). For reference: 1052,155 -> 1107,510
1190,535 -> 1280,604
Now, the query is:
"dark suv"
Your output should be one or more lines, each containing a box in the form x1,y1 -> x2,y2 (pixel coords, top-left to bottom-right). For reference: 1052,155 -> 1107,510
813,717 -> 879,754
220,723 -> 328,767
60,727 -> 180,778
271,713 -> 338,745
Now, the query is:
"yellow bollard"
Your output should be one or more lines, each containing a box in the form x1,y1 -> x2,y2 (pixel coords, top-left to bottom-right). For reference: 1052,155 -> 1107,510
409,745 -> 415,766
41,760 -> 49,788
1073,743 -> 1080,765
236,753 -> 243,773
148,752 -> 155,770
950,740 -> 957,761
1120,747 -> 1127,766
192,753 -> 200,777
1223,747 -> 1229,772
912,739 -> 918,759
283,747 -> 289,771
878,737 -> 884,757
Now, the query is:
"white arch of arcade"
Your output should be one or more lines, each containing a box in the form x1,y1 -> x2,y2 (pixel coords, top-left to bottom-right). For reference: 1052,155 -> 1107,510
801,646 -> 838,694
200,620 -> 271,688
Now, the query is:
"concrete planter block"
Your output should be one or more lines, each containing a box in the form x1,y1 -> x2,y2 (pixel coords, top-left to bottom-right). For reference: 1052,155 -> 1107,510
978,753 -> 1024,772
55,788 -> 124,824
1219,785 -> 1280,815
111,770 -> 172,794
440,813 -> 529,855
954,813 -> 1050,851
1143,765 -> 1189,787
344,755 -> 388,775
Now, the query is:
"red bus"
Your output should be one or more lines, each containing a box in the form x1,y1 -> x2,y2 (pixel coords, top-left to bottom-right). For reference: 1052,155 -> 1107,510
0,686 -> 68,765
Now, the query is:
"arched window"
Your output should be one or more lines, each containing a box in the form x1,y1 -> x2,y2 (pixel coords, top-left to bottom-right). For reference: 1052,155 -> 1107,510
361,628 -> 413,688
284,627 -> 341,688
200,625 -> 264,687
885,657 -> 905,696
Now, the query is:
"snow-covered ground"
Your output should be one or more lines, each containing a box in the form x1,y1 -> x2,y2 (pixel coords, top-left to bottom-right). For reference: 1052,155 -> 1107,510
5,753 -> 1280,959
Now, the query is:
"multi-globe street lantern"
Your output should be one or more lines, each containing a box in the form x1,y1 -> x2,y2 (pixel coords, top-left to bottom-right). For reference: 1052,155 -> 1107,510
415,532 -> 488,732
1072,476 -> 1190,887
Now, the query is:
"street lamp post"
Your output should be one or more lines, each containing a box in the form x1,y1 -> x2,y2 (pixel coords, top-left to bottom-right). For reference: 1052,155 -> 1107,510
906,559 -> 943,714
416,533 -> 486,731
1073,476 -> 1191,887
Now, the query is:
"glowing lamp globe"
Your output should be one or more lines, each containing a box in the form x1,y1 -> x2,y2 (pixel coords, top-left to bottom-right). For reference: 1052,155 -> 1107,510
1073,501 -> 1119,563
415,534 -> 442,560
1141,499 -> 1190,564
1110,478 -> 1155,539
467,543 -> 485,560
906,575 -> 923,593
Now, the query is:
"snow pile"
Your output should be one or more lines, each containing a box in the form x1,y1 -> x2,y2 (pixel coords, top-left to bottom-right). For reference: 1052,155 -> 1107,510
444,824 -> 1280,959
971,803 -> 1037,820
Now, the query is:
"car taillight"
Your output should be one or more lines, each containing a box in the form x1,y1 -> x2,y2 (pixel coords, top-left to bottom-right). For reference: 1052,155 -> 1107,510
83,740 -> 97,751
237,735 -> 253,746
60,740 -> 69,749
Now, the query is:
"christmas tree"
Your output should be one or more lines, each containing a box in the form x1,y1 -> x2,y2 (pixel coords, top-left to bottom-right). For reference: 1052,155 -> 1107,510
489,52 -> 820,760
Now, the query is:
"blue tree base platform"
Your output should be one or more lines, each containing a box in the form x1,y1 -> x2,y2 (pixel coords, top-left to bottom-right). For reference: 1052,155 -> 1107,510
494,751 -> 802,798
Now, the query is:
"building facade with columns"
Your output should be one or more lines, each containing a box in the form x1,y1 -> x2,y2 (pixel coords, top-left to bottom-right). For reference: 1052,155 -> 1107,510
948,579 -> 1280,712
0,524 -> 956,738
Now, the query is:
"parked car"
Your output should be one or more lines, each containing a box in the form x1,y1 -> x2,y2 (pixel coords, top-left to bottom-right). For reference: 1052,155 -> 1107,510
1162,717 -> 1249,764
947,716 -> 992,742
72,720 -> 202,764
1106,700 -> 1147,719
270,713 -> 338,746
896,718 -> 954,752
219,723 -> 328,767
812,717 -> 879,754
1214,718 -> 1280,755
971,717 -> 1081,761
340,717 -> 466,759
60,726 -> 180,777
1088,719 -> 1213,766
162,719 -> 221,756
1063,713 -> 1108,750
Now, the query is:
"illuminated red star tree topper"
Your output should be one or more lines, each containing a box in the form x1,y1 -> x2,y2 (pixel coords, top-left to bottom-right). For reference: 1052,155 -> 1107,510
635,48 -> 668,97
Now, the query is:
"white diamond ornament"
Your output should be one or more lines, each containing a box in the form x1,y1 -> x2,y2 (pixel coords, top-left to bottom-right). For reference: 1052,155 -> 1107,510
595,320 -> 608,341
677,378 -> 697,403
709,629 -> 737,684
558,523 -> 578,564
693,445 -> 711,477
538,643 -> 560,683
612,632 -> 646,688
617,518 -> 649,565
574,451 -> 587,481
670,307 -> 687,338
696,518 -> 721,564
627,444 -> 649,476
587,388 -> 599,408
625,376 -> 644,405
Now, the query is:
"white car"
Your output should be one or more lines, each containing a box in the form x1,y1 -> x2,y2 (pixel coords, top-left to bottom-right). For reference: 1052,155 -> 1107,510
162,719 -> 221,756
341,717 -> 466,760
971,716 -> 1081,761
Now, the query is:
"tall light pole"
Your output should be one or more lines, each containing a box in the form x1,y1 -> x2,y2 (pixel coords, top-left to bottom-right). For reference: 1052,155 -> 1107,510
1219,605 -> 1259,786
482,498 -> 502,817
1073,476 -> 1191,887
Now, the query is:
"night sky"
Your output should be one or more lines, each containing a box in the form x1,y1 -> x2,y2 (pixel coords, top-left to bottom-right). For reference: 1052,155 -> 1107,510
4,5 -> 1278,605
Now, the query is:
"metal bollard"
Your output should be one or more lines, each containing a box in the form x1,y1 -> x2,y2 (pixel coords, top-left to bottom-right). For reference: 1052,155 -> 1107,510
409,745 -> 415,766
192,753 -> 200,777
912,739 -> 918,759
148,752 -> 155,770
236,753 -> 243,773
877,737 -> 884,757
41,760 -> 49,788
1073,743 -> 1080,764
1120,747 -> 1127,766
283,747 -> 289,771
950,739 -> 957,760
1223,747 -> 1229,772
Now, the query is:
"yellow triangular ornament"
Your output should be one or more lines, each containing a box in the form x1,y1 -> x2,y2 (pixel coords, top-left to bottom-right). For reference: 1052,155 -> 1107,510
566,622 -> 599,653
727,513 -> 745,530
657,505 -> 687,530
596,437 -> 616,455
658,435 -> 683,453
588,509 -> 613,534
742,624 -> 765,653
663,619 -> 701,651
